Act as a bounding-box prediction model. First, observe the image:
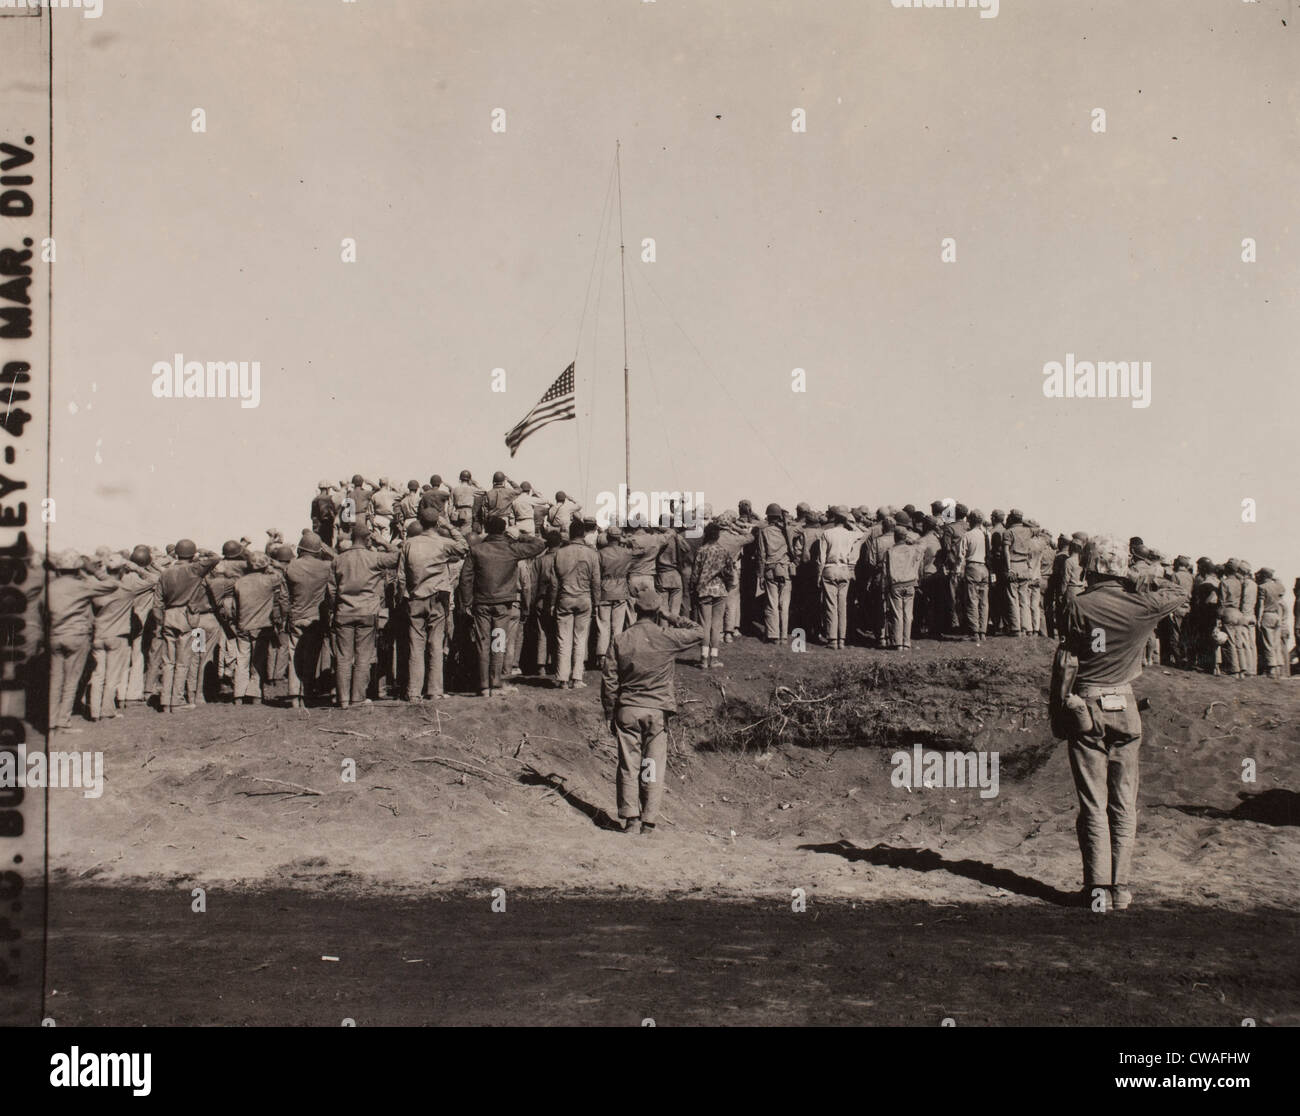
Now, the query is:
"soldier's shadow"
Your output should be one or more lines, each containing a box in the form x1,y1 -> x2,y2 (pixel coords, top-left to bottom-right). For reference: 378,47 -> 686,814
798,839 -> 1078,905
518,765 -> 623,831
1161,788 -> 1300,828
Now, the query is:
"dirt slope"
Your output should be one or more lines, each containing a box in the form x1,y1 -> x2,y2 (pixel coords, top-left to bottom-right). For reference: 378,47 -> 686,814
46,638 -> 1300,912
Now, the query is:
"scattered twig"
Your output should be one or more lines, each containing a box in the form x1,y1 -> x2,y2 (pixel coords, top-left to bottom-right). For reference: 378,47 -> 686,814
244,776 -> 323,796
411,756 -> 512,783
202,727 -> 273,750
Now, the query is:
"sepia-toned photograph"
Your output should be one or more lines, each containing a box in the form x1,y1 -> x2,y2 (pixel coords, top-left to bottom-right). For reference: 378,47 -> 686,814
1,0 -> 1296,1082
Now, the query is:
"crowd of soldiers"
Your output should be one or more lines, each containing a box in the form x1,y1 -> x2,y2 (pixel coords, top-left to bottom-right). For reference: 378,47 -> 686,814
41,473 -> 1295,730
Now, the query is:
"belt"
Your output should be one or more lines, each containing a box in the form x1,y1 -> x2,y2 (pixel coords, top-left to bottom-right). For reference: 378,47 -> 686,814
1075,682 -> 1133,698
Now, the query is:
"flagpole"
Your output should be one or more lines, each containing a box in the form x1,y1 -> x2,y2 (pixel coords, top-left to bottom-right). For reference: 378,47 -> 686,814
617,139 -> 630,494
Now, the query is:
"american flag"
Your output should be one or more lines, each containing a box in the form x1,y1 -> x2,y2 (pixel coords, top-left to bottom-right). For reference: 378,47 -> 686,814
504,362 -> 576,457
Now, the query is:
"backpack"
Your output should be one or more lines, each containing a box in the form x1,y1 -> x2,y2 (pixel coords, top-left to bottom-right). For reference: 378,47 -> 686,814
312,495 -> 335,524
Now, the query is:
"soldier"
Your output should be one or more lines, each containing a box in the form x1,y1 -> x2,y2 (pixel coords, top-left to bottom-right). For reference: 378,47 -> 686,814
1053,533 -> 1089,635
506,541 -> 532,678
124,544 -> 164,705
180,540 -> 235,705
1057,533 -> 1189,911
624,517 -> 665,600
1236,559 -> 1259,676
285,530 -> 335,707
938,503 -> 969,637
1026,520 -> 1051,637
510,481 -> 551,536
450,470 -> 483,530
654,512 -> 691,619
959,509 -> 990,644
331,526 -> 398,708
756,503 -> 796,644
264,544 -> 297,695
342,474 -> 375,536
311,481 -> 338,547
1045,535 -> 1070,641
715,510 -> 752,643
1128,541 -> 1163,664
87,554 -> 158,722
1160,556 -> 1194,667
1003,510 -> 1035,637
515,530 -> 550,677
458,517 -> 546,697
817,506 -> 863,651
552,519 -> 601,689
419,475 -> 453,521
1294,576 -> 1300,667
595,524 -> 635,658
203,540 -> 251,699
370,477 -> 400,540
859,514 -> 896,644
398,508 -> 468,701
736,499 -> 762,635
482,471 -> 522,528
1254,567 -> 1289,678
600,587 -> 703,835
916,515 -> 944,639
232,552 -> 287,705
42,551 -> 113,730
689,521 -> 737,668
1217,559 -> 1246,678
794,510 -> 826,643
1189,559 -> 1223,674
987,510 -> 1008,635
526,529 -> 564,680
545,490 -> 584,536
394,480 -> 422,537
150,539 -> 221,712
883,524 -> 922,650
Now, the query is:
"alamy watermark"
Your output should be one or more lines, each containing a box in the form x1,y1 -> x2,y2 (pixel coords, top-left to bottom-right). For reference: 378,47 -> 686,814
891,743 -> 999,799
1042,354 -> 1151,409
0,0 -> 103,17
594,485 -> 706,538
891,0 -> 999,20
0,744 -> 103,798
151,353 -> 261,409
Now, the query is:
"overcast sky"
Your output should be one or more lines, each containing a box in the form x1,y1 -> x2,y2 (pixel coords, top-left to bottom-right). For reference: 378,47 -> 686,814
49,0 -> 1299,577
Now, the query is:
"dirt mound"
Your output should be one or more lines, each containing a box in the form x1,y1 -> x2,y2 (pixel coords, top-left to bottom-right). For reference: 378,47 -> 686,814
45,638 -> 1300,912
